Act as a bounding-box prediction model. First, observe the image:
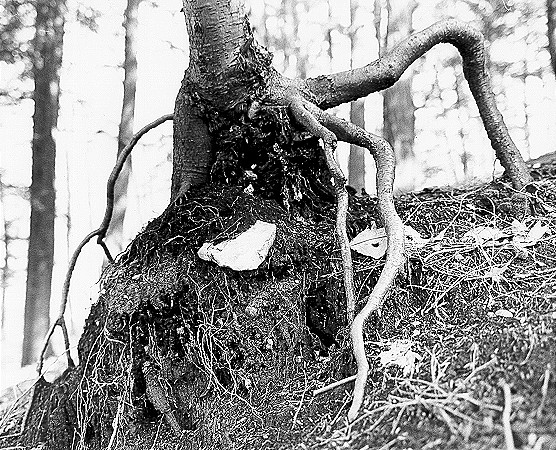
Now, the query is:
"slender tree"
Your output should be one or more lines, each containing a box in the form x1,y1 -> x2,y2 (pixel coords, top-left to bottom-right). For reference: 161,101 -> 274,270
107,0 -> 141,255
379,0 -> 418,191
548,0 -> 556,75
347,0 -> 366,193
0,179 -> 9,332
21,0 -> 66,366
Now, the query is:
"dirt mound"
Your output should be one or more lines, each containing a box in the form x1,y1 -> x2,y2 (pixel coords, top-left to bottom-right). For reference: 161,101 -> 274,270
2,171 -> 556,449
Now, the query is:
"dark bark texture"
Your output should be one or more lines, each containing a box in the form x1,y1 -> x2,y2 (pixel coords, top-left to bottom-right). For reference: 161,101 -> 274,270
549,0 -> 556,76
22,0 -> 66,366
107,0 -> 141,255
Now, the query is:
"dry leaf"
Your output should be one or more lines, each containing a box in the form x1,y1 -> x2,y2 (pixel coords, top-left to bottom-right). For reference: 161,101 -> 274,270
350,224 -> 388,259
526,221 -> 549,244
463,226 -> 509,245
431,228 -> 447,242
482,265 -> 508,282
513,221 -> 550,249
511,219 -> 528,237
494,309 -> 513,318
378,340 -> 421,377
404,225 -> 429,250
351,224 -> 429,258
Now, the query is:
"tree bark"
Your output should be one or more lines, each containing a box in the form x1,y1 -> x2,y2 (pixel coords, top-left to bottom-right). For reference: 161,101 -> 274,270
0,180 -> 9,332
172,0 -> 274,198
381,0 -> 416,190
348,0 -> 366,193
22,0 -> 66,366
348,99 -> 366,191
107,0 -> 141,255
548,0 -> 556,76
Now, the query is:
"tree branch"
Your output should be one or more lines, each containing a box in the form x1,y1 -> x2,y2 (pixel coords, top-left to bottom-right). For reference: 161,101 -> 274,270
304,19 -> 531,189
37,114 -> 173,375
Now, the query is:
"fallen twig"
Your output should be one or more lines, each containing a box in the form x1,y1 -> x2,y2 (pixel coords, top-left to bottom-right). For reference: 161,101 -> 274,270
291,372 -> 309,430
536,364 -> 551,418
313,375 -> 357,396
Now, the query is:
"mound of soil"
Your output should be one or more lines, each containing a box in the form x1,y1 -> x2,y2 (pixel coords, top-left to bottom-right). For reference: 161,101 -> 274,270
2,164 -> 556,450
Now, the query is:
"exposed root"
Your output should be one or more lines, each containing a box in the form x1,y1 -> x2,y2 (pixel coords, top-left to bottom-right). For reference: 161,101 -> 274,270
286,19 -> 532,421
288,95 -> 357,323
142,361 -> 182,435
310,106 -> 406,421
38,114 -> 174,375
501,382 -> 516,450
304,19 -> 531,189
287,95 -> 406,421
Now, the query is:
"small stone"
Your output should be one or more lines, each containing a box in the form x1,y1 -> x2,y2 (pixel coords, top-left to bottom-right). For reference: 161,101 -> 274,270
197,220 -> 276,271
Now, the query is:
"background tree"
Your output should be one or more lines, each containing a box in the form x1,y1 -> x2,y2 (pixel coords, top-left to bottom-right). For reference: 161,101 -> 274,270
347,0 -> 366,193
376,0 -> 417,191
548,0 -> 556,75
0,179 -> 11,335
21,0 -> 67,366
106,0 -> 142,255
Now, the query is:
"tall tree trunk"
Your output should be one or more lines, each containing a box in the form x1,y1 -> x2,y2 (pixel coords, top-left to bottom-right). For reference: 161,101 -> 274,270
172,0 -> 259,197
381,0 -> 417,191
548,0 -> 556,76
0,180 -> 9,332
22,0 -> 66,366
107,0 -> 141,255
347,0 -> 366,193
288,0 -> 306,79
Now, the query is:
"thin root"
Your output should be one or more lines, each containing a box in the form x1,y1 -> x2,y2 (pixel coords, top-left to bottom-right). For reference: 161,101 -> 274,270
289,96 -> 406,421
288,96 -> 357,323
37,114 -> 173,375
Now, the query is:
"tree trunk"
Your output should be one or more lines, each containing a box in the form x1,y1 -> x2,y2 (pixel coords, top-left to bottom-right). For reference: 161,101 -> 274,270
22,0 -> 66,366
0,180 -> 9,332
171,0 -> 256,197
107,0 -> 141,255
381,0 -> 417,191
347,0 -> 366,193
548,0 -> 556,76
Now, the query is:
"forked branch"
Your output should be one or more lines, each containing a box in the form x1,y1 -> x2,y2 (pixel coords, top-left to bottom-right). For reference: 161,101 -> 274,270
304,19 -> 531,189
37,114 -> 174,375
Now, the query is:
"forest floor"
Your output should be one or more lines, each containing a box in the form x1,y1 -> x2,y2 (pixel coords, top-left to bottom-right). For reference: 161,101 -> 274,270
300,178 -> 556,450
1,159 -> 556,450
295,161 -> 556,450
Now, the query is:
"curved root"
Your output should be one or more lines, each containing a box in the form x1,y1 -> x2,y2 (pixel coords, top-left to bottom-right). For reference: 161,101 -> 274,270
38,114 -> 174,375
305,19 -> 530,189
289,96 -> 357,322
291,98 -> 406,421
